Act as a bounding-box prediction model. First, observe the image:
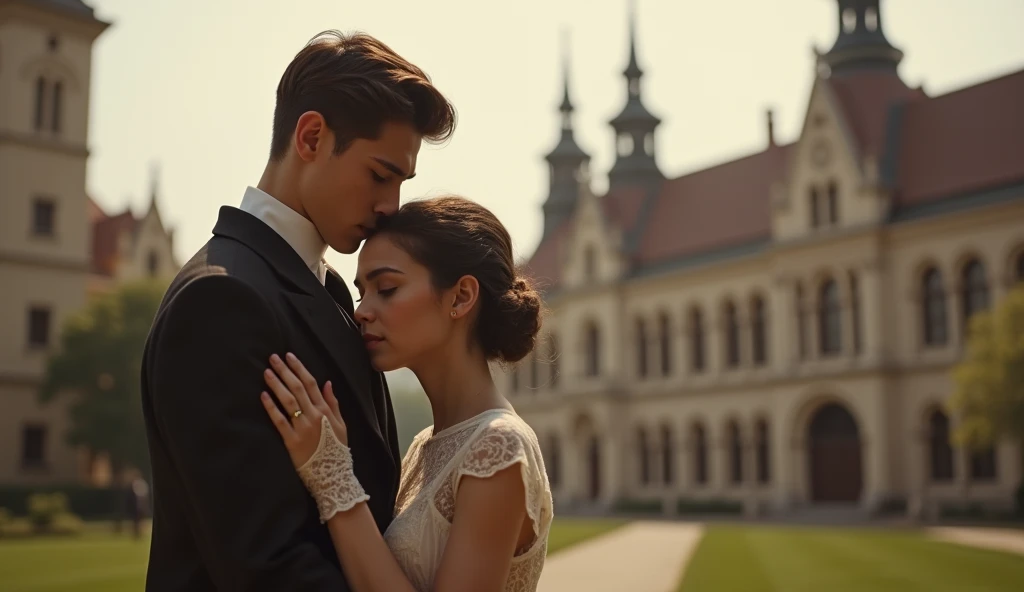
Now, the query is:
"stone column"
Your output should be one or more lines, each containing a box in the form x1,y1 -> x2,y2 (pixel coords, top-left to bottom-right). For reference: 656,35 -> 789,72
770,274 -> 796,372
859,259 -> 886,365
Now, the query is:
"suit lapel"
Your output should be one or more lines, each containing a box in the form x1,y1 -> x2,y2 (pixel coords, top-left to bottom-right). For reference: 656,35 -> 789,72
212,206 -> 385,449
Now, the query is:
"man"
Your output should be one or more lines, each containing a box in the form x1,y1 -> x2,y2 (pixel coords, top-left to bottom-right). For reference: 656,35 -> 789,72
141,31 -> 456,591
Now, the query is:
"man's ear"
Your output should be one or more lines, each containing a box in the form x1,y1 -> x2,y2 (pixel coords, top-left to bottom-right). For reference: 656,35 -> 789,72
294,112 -> 327,162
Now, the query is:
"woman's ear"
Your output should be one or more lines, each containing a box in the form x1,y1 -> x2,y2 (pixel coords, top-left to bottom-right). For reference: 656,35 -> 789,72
448,275 -> 480,320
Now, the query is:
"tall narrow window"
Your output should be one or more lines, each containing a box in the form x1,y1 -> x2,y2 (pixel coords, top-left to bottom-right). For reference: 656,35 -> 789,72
35,77 -> 47,130
689,308 -> 705,372
961,259 -> 989,336
922,267 -> 948,346
52,81 -> 63,133
819,279 -> 842,355
635,317 -> 649,379
827,182 -> 839,224
585,322 -> 601,377
724,301 -> 740,368
658,313 -> 671,376
849,271 -> 861,354
751,296 -> 767,366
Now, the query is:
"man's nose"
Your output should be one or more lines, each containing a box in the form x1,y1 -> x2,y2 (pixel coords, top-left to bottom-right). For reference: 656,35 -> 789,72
375,190 -> 400,217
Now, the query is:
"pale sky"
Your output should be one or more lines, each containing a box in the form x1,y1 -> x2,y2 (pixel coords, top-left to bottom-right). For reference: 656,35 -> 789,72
85,0 -> 1024,295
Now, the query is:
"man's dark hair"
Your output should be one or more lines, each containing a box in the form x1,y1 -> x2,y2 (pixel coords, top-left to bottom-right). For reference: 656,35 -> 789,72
269,30 -> 456,160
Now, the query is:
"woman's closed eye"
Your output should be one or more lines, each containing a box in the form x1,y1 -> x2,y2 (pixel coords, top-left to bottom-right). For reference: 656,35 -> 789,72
355,287 -> 396,303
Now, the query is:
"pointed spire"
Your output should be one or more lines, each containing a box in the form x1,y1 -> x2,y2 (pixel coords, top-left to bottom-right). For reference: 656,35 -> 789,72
542,29 -> 590,237
149,161 -> 160,206
558,28 -> 574,122
608,0 -> 662,191
624,0 -> 642,81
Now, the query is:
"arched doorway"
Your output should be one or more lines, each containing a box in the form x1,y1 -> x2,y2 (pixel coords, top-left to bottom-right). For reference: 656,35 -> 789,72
808,403 -> 862,502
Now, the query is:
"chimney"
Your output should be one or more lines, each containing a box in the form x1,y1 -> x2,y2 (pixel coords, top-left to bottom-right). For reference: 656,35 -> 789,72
766,108 -> 776,149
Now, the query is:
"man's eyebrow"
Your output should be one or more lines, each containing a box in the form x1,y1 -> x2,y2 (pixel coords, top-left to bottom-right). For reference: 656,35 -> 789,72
372,157 -> 415,180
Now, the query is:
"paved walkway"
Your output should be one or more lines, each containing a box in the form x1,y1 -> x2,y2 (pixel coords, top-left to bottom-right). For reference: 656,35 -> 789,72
927,526 -> 1024,557
538,521 -> 705,592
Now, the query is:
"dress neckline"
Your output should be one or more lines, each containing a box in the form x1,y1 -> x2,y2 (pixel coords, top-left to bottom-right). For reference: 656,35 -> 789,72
429,407 -> 515,440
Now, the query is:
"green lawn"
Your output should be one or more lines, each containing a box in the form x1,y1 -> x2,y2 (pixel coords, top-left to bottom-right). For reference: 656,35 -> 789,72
0,518 -> 620,591
679,525 -> 1024,592
547,517 -> 628,555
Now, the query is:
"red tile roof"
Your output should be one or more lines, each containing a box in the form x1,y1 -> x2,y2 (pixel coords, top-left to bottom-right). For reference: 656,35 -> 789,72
528,67 -> 1024,291
894,69 -> 1024,205
637,145 -> 791,267
89,199 -> 139,276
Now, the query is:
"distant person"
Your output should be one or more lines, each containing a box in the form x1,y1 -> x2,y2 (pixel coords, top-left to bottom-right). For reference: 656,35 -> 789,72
141,30 -> 552,592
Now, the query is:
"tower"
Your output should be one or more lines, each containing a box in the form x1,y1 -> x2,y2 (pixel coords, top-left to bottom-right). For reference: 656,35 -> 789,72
541,31 -> 590,237
607,0 -> 662,191
0,0 -> 110,484
821,0 -> 903,77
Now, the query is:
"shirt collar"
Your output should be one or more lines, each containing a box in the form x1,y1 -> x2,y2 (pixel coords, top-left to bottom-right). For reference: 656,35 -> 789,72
238,186 -> 327,274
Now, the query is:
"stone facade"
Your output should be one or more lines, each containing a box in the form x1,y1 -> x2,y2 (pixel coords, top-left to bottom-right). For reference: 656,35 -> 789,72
0,0 -> 177,485
508,0 -> 1024,518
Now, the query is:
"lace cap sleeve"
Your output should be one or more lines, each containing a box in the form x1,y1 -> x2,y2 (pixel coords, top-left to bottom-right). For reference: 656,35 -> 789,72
453,415 -> 553,542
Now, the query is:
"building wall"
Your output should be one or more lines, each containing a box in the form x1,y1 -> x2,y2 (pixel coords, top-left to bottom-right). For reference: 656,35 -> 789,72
511,179 -> 1024,517
0,5 -> 106,485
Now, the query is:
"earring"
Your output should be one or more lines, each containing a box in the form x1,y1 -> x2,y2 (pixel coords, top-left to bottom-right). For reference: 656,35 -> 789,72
451,310 -> 457,318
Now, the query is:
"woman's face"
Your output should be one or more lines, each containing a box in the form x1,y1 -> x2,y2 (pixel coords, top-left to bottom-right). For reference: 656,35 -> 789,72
353,235 -> 454,371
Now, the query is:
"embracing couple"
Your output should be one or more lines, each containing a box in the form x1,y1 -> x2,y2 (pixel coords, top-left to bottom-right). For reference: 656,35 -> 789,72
141,30 -> 552,592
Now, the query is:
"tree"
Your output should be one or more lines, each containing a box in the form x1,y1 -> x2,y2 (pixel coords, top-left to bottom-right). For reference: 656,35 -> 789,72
38,279 -> 168,481
948,285 -> 1024,507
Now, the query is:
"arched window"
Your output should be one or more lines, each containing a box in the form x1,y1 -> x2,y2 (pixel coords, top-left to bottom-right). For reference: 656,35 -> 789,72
52,80 -> 63,133
755,419 -> 770,484
584,321 -> 601,377
637,426 -> 651,485
724,301 -> 740,368
34,76 -> 47,130
922,267 -> 948,346
928,410 -> 953,482
689,307 -> 705,372
796,282 -> 808,359
751,295 -> 767,366
661,425 -> 674,485
827,181 -> 839,224
727,420 -> 743,485
819,279 -> 842,355
810,187 -> 822,228
692,423 -> 708,485
849,271 -> 861,354
961,259 -> 989,330
635,317 -> 649,379
658,312 -> 671,376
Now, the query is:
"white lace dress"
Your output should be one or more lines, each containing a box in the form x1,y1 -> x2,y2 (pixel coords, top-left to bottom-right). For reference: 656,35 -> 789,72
382,408 -> 553,592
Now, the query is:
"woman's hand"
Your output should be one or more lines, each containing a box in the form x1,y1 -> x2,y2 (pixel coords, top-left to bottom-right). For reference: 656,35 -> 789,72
260,352 -> 349,469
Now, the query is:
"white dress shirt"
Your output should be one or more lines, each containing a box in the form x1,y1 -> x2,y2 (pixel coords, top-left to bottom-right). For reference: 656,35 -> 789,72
239,186 -> 328,284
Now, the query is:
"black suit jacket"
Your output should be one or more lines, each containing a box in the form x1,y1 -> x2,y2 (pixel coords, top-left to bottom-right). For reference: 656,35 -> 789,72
141,206 -> 401,591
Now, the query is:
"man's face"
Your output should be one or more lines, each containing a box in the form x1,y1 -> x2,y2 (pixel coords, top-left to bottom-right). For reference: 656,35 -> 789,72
301,121 -> 421,254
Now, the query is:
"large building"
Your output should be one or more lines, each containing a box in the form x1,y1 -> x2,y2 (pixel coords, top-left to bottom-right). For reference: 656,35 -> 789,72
510,0 -> 1024,519
0,0 -> 177,486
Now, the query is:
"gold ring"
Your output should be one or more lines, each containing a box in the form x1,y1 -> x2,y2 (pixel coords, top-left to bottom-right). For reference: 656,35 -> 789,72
292,409 -> 303,419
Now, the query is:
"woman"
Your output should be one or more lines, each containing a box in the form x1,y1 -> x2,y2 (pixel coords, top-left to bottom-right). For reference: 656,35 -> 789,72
259,196 -> 553,592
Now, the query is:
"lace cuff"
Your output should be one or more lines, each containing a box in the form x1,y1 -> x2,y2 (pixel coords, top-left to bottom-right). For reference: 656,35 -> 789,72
297,415 -> 370,523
